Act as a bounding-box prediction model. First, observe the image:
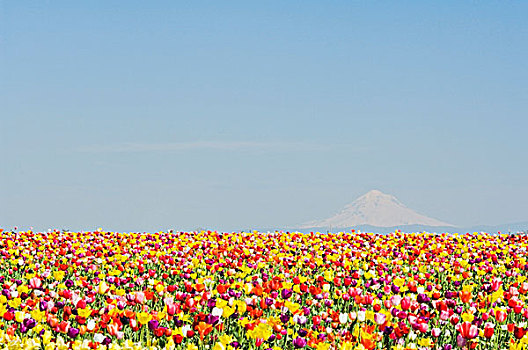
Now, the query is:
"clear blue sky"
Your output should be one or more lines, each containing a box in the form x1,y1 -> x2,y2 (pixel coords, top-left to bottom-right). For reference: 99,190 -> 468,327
1,1 -> 527,231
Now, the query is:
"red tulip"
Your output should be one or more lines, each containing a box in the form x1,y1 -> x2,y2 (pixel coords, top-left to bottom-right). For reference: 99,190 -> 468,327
514,326 -> 527,339
58,320 -> 70,333
457,321 -> 478,339
76,299 -> 87,309
491,278 -> 502,292
484,327 -> 494,339
312,315 -> 322,326
450,315 -> 460,326
400,297 -> 411,311
495,309 -> 507,323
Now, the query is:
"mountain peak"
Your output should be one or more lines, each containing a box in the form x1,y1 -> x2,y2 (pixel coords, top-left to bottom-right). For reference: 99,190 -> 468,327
300,190 -> 453,228
358,189 -> 397,202
363,189 -> 385,196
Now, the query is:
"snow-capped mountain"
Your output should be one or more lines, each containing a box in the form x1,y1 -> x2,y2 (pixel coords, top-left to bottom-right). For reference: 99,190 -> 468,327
300,190 -> 453,228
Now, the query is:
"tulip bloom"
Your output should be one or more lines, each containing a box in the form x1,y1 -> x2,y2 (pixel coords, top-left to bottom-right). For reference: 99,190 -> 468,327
457,321 -> 478,339
293,337 -> 307,348
374,313 -> 386,325
495,309 -> 507,323
484,324 -> 494,339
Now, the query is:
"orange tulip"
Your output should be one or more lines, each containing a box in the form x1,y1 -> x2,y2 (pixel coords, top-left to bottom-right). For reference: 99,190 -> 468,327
195,321 -> 213,340
460,290 -> 472,303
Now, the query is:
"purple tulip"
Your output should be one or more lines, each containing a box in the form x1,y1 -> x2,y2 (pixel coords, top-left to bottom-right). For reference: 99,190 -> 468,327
417,293 -> 429,303
293,337 -> 307,348
281,289 -> 293,299
205,314 -> 219,325
23,318 -> 37,329
280,314 -> 290,323
67,327 -> 80,339
148,319 -> 159,330
39,301 -> 48,311
456,334 -> 466,347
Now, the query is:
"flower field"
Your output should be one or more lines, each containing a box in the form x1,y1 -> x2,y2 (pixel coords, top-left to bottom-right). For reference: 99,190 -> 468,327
0,229 -> 527,350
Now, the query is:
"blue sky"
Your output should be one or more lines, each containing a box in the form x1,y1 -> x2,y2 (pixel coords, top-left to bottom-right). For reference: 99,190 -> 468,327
1,1 -> 527,231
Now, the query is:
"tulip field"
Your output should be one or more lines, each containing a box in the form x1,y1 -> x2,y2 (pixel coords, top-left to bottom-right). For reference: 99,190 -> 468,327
1,229 -> 528,350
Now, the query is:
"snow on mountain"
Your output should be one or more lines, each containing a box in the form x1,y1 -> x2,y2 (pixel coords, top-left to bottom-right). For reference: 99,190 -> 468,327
300,190 -> 453,228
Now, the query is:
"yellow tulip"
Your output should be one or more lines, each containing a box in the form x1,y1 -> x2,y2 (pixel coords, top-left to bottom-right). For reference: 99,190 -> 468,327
222,306 -> 236,318
15,311 -> 25,323
137,312 -> 152,325
213,343 -> 225,350
30,308 -> 45,322
98,281 -> 109,295
186,344 -> 198,350
219,334 -> 233,345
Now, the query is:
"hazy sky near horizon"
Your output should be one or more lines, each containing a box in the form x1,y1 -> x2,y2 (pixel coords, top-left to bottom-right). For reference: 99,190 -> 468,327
1,1 -> 527,231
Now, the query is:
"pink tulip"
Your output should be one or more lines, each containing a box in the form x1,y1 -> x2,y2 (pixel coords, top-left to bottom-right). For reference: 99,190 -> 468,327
432,327 -> 441,337
166,303 -> 177,316
374,313 -> 386,325
418,322 -> 429,333
135,291 -> 146,304
390,295 -> 401,307
440,310 -> 449,321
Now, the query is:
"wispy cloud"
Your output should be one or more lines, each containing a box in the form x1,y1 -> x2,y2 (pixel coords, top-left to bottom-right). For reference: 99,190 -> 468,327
77,141 -> 331,153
